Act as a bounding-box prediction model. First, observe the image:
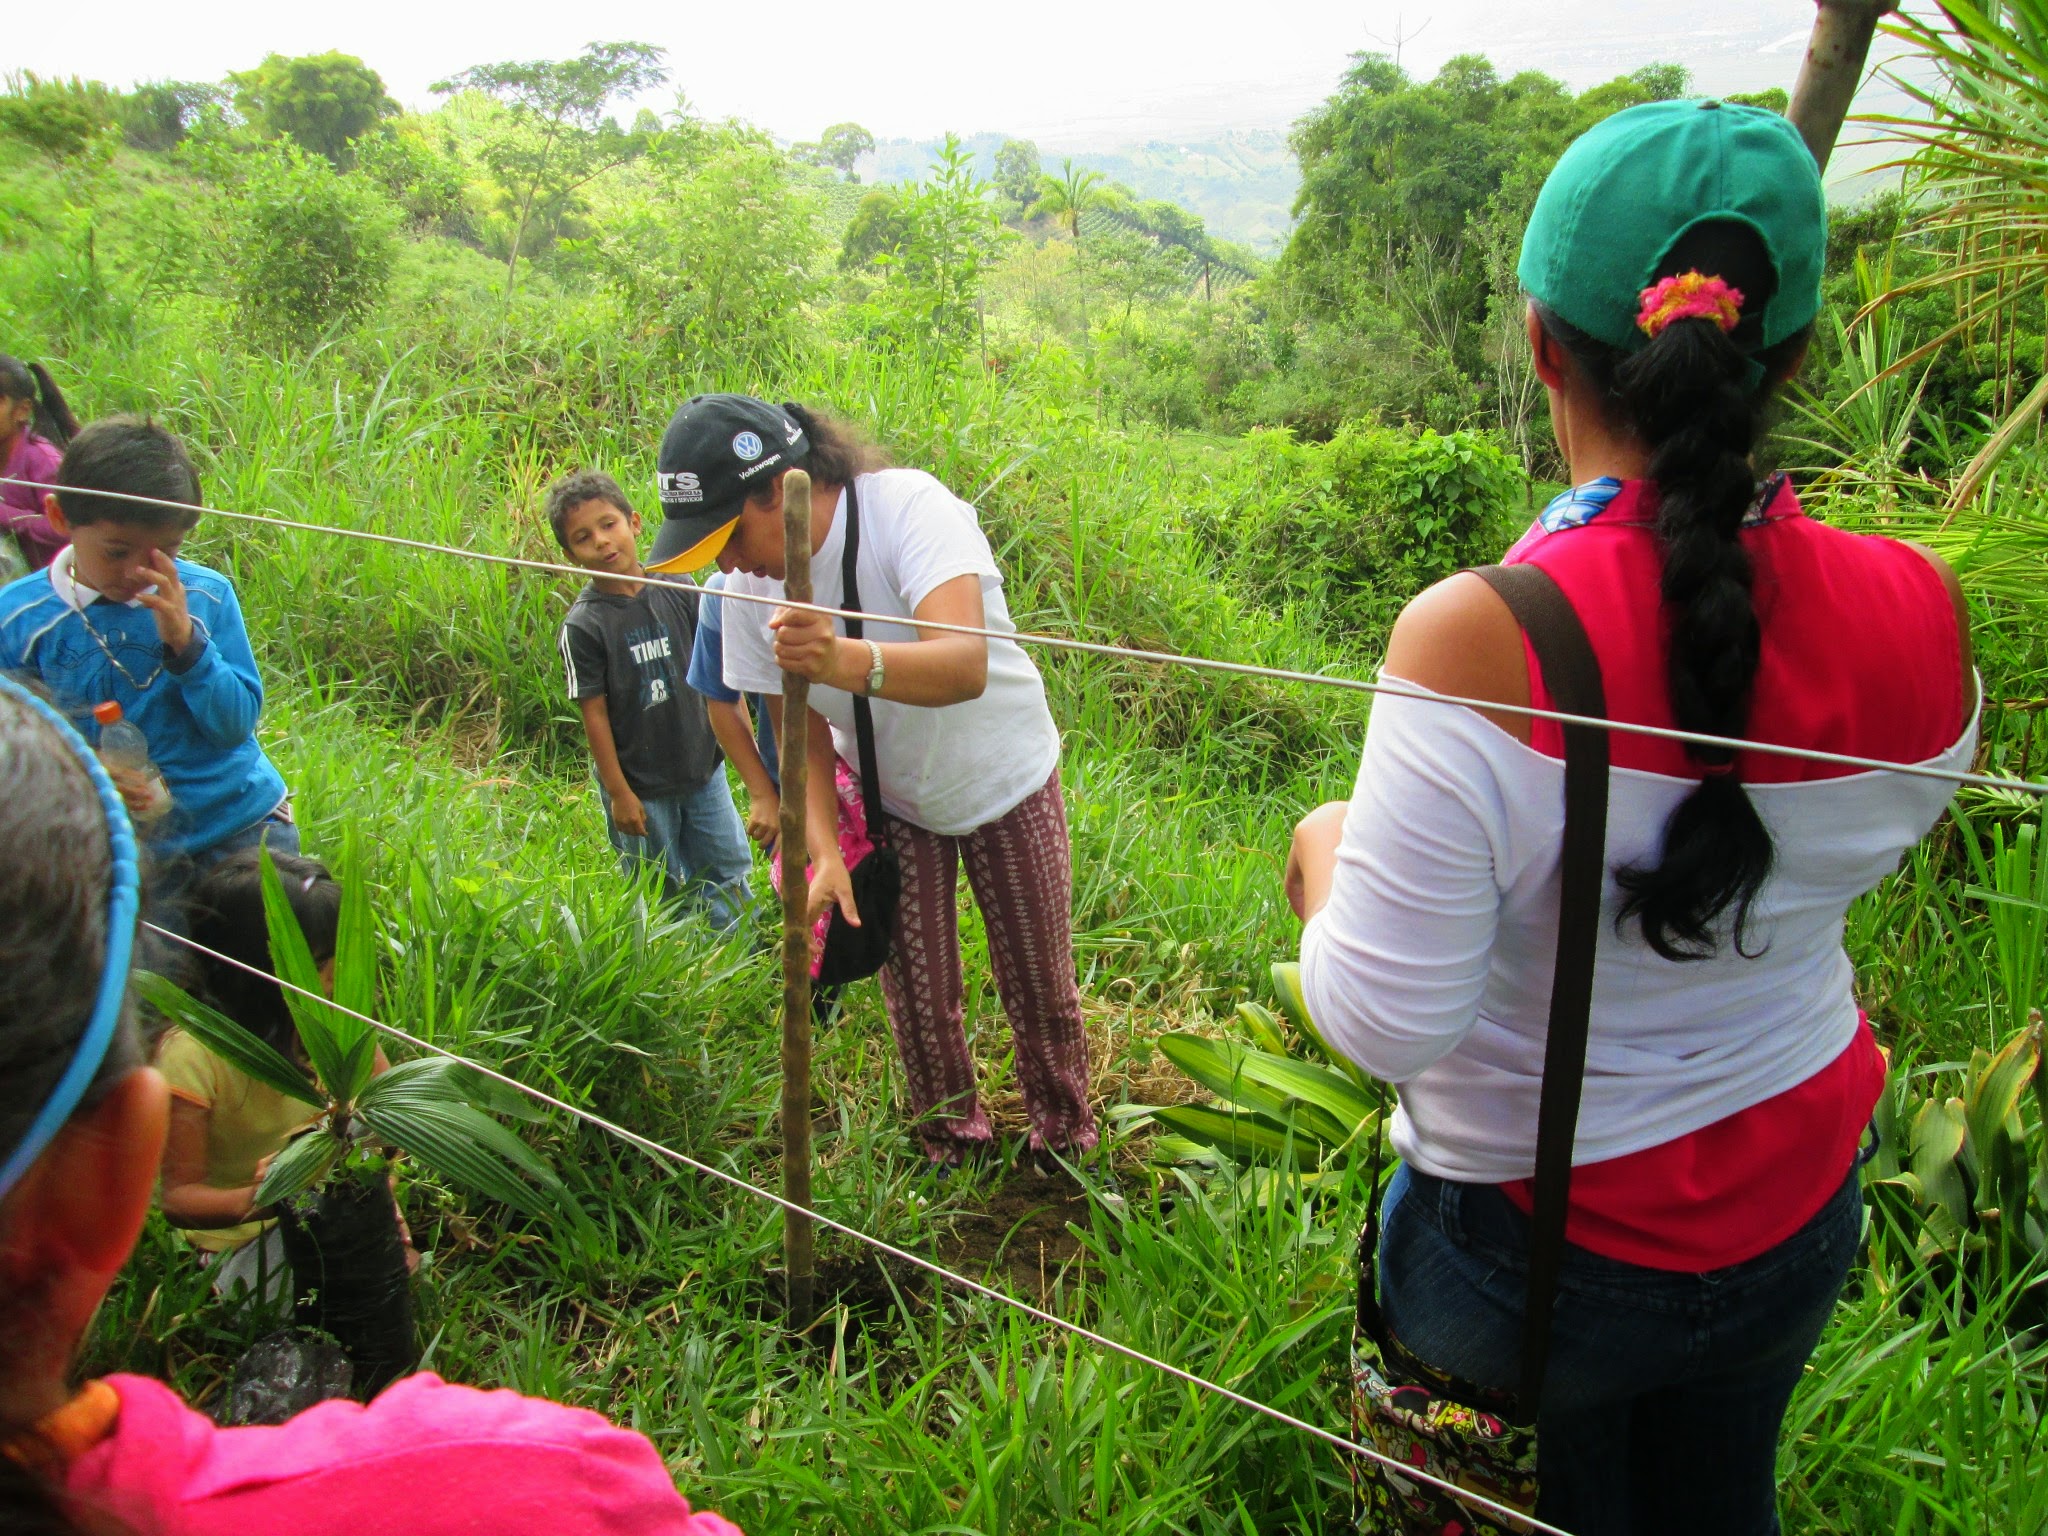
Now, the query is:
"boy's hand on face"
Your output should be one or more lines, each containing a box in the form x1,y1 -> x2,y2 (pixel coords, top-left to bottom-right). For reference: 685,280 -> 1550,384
611,787 -> 649,838
746,790 -> 781,847
135,550 -> 194,654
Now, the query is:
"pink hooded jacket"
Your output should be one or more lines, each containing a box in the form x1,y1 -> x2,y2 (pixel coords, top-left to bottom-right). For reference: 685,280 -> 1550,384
63,1373 -> 743,1536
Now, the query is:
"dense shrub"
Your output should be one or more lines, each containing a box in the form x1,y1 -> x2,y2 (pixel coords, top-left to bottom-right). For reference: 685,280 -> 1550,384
118,81 -> 220,151
353,123 -> 472,237
0,72 -> 117,172
218,143 -> 398,344
839,187 -> 911,271
588,125 -> 818,366
1211,421 -> 1524,648
229,51 -> 397,167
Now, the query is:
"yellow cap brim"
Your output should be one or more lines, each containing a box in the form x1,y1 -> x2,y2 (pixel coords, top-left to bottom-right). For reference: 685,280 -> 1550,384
646,515 -> 739,575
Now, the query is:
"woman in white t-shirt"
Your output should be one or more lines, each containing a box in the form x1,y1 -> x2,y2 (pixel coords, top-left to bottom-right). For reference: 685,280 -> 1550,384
644,394 -> 1093,1170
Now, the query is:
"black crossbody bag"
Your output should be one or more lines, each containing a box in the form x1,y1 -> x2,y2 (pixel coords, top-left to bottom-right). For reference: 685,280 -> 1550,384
1349,561 -> 1611,1533
814,477 -> 901,987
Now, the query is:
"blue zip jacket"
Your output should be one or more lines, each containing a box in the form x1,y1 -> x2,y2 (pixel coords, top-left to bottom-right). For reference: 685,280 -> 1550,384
0,559 -> 288,859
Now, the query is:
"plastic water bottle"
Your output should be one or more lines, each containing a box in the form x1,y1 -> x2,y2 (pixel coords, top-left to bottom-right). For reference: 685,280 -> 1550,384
93,701 -> 171,823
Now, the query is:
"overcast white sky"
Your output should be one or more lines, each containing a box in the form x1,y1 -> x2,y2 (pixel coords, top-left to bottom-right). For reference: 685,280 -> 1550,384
10,0 -> 1923,147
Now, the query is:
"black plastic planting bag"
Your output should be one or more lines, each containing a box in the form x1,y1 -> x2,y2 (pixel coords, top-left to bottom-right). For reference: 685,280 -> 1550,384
279,1169 -> 417,1398
220,1328 -> 354,1426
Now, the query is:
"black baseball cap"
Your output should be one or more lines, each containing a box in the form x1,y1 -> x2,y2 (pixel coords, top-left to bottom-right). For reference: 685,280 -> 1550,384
650,394 -> 810,572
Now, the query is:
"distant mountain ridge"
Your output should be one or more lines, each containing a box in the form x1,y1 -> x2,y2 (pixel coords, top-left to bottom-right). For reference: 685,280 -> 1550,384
851,9 -> 1924,261
861,131 -> 1299,256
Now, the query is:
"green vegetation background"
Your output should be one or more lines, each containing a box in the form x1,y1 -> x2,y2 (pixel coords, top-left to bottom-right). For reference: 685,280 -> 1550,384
3,33 -> 2045,1532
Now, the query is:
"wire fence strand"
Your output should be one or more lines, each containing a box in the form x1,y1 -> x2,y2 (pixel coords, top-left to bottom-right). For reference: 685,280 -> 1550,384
7,476 -> 2043,800
144,921 -> 1579,1536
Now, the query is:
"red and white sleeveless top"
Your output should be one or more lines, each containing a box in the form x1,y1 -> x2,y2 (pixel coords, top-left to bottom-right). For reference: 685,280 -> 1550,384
1300,478 -> 1976,1271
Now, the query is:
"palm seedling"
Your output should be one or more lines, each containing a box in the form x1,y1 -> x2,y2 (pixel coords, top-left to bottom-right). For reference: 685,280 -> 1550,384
1864,814 -> 2048,1324
140,836 -> 587,1391
1117,961 -> 1385,1194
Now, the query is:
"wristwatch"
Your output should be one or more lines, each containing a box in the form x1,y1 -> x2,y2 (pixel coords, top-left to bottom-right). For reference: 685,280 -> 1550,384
863,639 -> 885,697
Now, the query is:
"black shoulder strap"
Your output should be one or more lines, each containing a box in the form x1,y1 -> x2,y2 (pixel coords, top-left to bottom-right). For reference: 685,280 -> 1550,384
840,478 -> 886,837
1467,562 -> 1610,1418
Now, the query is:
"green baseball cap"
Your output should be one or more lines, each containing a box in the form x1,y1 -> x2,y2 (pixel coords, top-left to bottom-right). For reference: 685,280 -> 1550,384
1518,99 -> 1825,355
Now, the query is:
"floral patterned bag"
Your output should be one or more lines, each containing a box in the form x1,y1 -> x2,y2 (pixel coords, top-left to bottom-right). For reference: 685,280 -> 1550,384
1349,563 -> 1610,1534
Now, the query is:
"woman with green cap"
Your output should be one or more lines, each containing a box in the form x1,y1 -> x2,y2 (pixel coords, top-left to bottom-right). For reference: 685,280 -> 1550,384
1285,101 -> 1976,1531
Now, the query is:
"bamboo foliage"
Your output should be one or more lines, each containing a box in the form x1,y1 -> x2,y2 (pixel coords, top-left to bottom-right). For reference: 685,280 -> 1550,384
1861,2 -> 2048,500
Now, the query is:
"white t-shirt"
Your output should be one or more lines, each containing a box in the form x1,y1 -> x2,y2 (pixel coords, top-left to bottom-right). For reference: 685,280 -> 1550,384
720,468 -> 1061,836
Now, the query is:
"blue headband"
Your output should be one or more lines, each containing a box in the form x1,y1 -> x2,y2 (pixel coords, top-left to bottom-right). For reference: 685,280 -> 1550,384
0,676 -> 141,1201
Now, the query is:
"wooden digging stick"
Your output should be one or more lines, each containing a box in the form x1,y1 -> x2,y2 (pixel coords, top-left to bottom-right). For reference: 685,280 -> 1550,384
1787,0 -> 1901,172
776,468 -> 816,1334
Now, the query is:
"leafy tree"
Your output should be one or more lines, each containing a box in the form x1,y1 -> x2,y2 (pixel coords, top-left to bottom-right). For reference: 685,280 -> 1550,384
118,80 -> 220,151
837,137 -> 1002,354
1277,50 -> 1696,432
229,51 -> 397,167
839,187 -> 912,270
1130,197 -> 1207,253
1726,87 -> 1790,114
1116,197 -> 1227,300
993,137 -> 1041,210
353,121 -> 472,237
895,134 -> 1004,347
797,121 -> 874,181
1088,228 -> 1187,324
433,41 -> 669,294
217,141 -> 398,344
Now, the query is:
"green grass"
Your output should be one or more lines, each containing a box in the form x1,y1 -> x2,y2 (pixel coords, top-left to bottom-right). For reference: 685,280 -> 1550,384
11,146 -> 2047,1534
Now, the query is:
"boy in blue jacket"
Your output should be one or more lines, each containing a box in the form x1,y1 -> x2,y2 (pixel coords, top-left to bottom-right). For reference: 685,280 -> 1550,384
0,418 -> 295,942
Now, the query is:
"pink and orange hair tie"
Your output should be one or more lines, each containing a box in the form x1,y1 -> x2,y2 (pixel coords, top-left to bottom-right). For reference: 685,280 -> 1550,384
1636,272 -> 1745,340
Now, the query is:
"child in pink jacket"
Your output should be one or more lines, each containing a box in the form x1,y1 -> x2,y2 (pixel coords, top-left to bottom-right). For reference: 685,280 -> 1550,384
56,1373 -> 742,1535
0,355 -> 78,570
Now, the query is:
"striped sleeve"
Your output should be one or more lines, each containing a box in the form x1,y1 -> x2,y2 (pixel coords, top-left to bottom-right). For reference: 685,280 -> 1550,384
558,616 -> 607,702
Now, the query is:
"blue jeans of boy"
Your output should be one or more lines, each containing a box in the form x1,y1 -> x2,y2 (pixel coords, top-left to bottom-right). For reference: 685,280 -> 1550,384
599,775 -> 754,933
1374,1161 -> 1863,1536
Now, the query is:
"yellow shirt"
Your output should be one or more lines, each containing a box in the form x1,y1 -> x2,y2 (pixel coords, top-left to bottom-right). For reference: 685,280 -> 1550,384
155,1027 -> 321,1252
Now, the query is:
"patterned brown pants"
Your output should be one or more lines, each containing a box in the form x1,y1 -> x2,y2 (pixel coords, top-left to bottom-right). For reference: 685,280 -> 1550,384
877,767 -> 1097,1160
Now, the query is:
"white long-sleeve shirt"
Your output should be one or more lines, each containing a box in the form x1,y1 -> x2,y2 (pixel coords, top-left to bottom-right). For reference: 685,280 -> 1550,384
1301,676 -> 1977,1184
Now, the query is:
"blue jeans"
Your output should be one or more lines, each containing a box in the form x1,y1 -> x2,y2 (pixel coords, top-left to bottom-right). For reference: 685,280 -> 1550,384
600,775 -> 754,933
1375,1162 -> 1863,1536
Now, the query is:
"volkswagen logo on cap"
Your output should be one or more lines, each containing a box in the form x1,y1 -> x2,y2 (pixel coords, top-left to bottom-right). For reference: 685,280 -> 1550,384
650,395 -> 812,572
